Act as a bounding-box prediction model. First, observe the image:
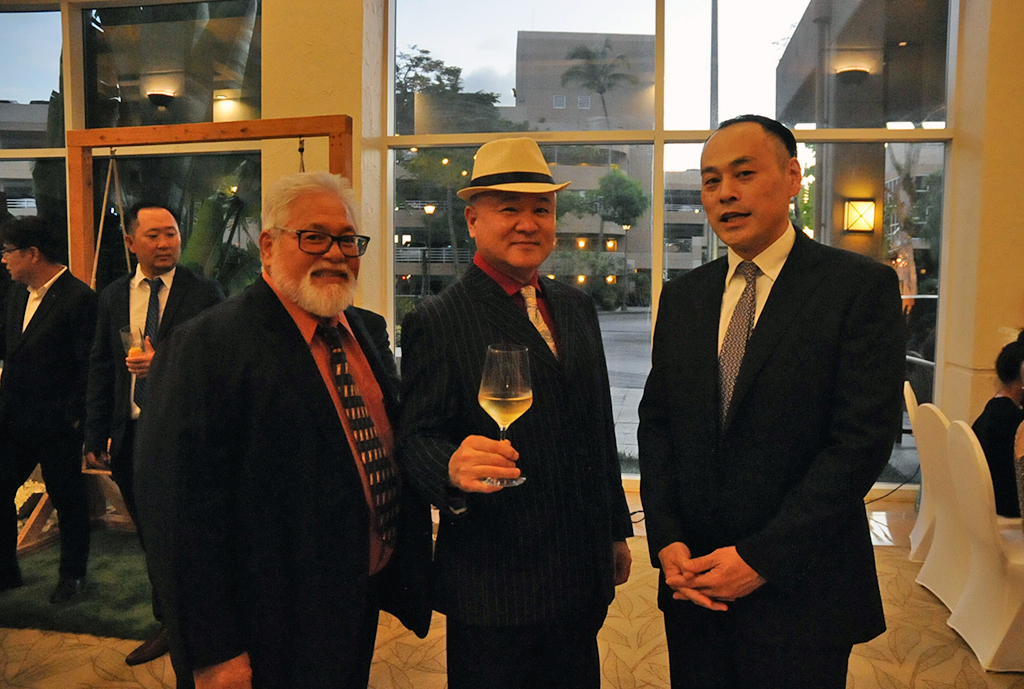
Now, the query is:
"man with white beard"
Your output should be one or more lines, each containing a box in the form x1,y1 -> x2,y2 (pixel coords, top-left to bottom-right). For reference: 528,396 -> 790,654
134,172 -> 431,689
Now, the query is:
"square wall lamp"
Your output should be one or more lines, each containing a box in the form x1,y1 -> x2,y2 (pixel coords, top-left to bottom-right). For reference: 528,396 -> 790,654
844,200 -> 875,232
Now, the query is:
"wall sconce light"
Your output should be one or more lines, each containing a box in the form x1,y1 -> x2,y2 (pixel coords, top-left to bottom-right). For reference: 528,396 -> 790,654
576,238 -> 587,249
621,224 -> 631,231
843,200 -> 875,232
546,274 -> 556,280
605,239 -> 617,251
605,275 -> 617,284
423,204 -> 436,215
147,91 -> 175,108
835,67 -> 870,85
576,275 -> 586,284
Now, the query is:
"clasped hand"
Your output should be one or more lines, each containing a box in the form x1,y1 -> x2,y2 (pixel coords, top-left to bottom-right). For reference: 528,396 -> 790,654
448,435 -> 520,493
658,542 -> 765,611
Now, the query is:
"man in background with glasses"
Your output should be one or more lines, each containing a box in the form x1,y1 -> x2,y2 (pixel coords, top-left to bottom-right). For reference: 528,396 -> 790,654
134,172 -> 430,689
0,216 -> 96,604
84,202 -> 224,666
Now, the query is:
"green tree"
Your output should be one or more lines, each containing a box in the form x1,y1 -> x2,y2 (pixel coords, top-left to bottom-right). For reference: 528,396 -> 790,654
395,47 -> 528,281
560,38 -> 639,128
588,170 -> 649,227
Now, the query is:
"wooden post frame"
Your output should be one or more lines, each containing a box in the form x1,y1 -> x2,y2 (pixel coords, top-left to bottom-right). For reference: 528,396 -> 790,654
65,114 -> 353,280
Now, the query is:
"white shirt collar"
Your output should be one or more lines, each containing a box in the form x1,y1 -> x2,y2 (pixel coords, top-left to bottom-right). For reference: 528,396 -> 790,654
131,264 -> 176,291
725,223 -> 796,285
28,266 -> 67,300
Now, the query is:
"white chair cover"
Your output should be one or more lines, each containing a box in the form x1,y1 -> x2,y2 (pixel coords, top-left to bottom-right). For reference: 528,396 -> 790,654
947,421 -> 1024,671
905,382 -> 933,562
914,404 -> 968,609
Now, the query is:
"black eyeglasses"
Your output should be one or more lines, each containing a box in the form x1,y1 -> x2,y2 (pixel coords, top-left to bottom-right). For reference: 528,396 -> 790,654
0,246 -> 25,257
276,228 -> 370,257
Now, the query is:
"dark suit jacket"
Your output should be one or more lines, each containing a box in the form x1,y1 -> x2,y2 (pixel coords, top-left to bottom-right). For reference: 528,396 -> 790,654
399,264 -> 633,627
84,265 -> 224,460
134,277 -> 430,688
0,270 -> 97,440
638,230 -> 905,647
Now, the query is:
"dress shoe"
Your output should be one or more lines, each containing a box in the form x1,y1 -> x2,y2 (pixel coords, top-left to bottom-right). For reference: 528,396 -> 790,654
49,576 -> 85,604
125,625 -> 170,666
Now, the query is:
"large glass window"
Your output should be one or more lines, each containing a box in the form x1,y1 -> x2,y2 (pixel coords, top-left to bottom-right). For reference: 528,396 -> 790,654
394,0 -> 655,135
83,0 -> 262,129
394,143 -> 653,472
90,153 -> 262,295
391,0 -> 953,479
666,0 -> 950,130
0,11 -> 63,148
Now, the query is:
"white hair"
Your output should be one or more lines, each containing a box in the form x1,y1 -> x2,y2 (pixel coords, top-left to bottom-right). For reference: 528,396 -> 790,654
262,171 -> 361,234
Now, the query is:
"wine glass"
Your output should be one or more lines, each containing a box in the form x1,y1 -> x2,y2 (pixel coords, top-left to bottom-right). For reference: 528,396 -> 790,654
478,344 -> 532,487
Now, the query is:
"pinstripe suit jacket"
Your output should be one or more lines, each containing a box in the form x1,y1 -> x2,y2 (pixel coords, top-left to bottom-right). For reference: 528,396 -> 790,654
399,264 -> 633,626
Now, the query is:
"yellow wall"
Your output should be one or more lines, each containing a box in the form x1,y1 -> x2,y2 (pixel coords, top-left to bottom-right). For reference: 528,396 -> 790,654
937,0 -> 1024,422
261,0 -> 390,318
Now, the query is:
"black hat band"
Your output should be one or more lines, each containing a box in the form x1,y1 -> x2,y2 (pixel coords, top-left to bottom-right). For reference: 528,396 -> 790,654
470,171 -> 555,187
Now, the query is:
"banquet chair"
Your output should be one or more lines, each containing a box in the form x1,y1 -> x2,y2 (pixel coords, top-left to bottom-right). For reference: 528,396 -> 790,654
915,403 -> 969,609
905,382 -> 934,562
947,420 -> 1024,671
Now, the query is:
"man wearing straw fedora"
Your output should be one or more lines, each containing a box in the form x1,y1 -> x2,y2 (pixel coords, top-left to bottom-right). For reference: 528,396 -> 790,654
400,137 -> 633,689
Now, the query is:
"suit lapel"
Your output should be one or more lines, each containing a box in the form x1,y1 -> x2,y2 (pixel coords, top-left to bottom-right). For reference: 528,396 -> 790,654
346,306 -> 400,419
465,266 -> 561,371
16,271 -> 66,352
724,233 -> 827,430
158,267 -> 192,340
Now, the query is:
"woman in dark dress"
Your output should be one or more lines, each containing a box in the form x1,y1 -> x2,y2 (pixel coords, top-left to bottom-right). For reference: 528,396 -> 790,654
972,339 -> 1024,517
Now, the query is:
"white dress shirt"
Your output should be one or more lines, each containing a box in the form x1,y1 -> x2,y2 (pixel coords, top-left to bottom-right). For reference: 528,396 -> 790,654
23,266 -> 67,332
717,224 -> 797,353
128,265 -> 176,418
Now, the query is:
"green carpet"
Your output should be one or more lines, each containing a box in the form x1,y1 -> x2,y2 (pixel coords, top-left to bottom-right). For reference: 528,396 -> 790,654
0,528 -> 159,641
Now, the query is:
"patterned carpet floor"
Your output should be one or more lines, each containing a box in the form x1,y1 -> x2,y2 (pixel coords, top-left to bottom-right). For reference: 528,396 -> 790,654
1,539 -> 1022,688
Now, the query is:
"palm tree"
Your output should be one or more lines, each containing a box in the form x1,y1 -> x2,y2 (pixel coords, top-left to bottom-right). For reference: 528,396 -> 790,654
560,38 -> 639,128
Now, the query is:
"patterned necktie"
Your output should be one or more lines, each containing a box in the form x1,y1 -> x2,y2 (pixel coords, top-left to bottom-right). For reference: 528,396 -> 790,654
718,261 -> 762,422
520,285 -> 558,357
316,324 -> 400,546
133,276 -> 163,408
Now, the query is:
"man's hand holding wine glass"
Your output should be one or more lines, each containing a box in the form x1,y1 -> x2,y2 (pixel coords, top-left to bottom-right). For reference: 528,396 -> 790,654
448,436 -> 520,493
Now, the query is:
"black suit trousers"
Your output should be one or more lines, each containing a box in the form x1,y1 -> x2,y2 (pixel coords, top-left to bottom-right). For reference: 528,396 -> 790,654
1,423 -> 90,580
446,602 -> 608,689
663,605 -> 851,689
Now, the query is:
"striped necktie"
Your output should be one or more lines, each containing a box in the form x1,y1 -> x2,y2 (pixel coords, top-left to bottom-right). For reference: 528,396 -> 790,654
718,261 -> 761,422
133,276 -> 163,408
520,285 -> 558,357
316,323 -> 400,546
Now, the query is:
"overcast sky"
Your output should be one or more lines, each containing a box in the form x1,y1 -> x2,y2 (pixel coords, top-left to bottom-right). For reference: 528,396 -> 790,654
1,2 -> 811,170
0,12 -> 63,104
396,0 -> 810,169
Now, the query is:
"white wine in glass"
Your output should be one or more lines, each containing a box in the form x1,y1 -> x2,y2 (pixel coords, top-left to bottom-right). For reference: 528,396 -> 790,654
478,344 -> 532,487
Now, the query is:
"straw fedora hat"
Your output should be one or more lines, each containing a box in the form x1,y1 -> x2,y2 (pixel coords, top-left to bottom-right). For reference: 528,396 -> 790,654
456,137 -> 571,201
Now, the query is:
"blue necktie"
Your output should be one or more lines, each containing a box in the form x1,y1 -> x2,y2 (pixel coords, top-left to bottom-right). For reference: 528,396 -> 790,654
133,277 -> 163,408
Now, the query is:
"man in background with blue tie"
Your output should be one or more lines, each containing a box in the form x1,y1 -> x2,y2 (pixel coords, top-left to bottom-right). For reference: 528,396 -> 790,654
400,137 -> 632,689
639,115 -> 906,688
85,202 -> 224,665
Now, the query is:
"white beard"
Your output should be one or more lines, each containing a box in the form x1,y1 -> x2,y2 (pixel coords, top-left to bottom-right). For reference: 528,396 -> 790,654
268,245 -> 355,318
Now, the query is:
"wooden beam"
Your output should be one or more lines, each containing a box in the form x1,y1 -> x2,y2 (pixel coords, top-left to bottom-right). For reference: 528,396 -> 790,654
66,145 -> 94,283
65,115 -> 353,286
66,115 -> 352,148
